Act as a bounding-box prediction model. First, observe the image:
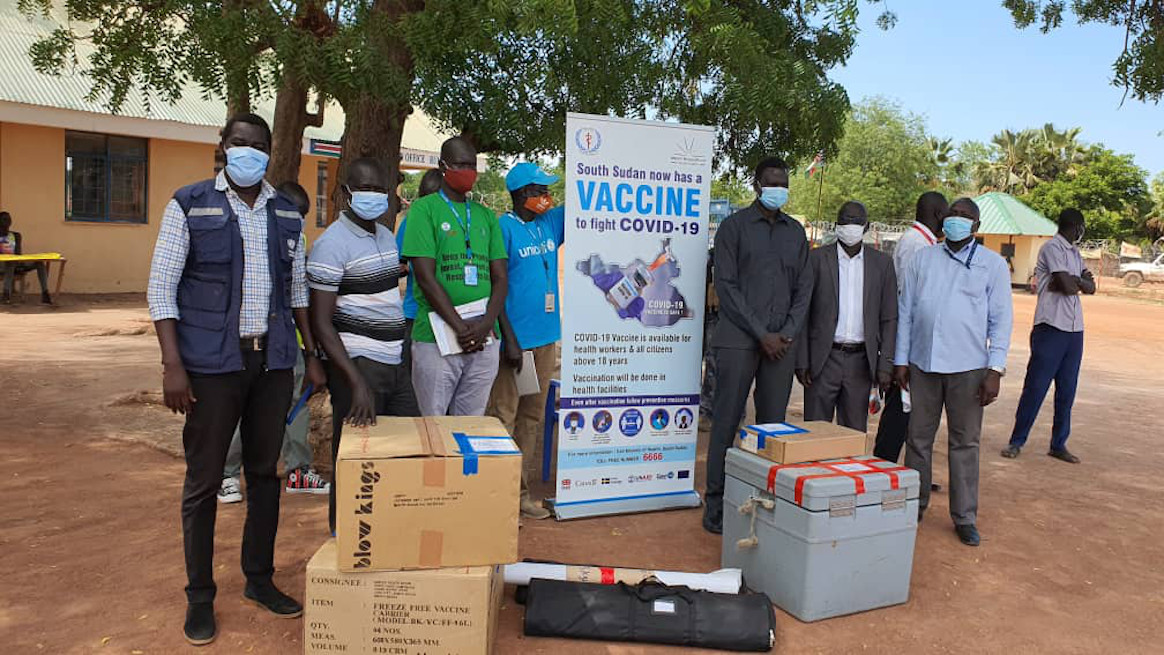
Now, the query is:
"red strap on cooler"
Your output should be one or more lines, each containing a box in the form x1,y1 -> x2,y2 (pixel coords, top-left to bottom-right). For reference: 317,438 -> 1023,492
600,567 -> 615,585
765,458 -> 913,506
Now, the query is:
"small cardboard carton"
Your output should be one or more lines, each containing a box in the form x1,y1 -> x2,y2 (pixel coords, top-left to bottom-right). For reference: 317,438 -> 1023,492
336,416 -> 520,572
305,540 -> 503,655
735,421 -> 866,464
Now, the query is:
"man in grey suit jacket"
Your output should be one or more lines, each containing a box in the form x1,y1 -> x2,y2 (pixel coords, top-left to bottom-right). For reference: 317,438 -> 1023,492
795,201 -> 897,431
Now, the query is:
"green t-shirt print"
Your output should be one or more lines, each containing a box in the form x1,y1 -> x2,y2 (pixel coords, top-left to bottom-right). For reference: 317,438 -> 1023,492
401,191 -> 507,343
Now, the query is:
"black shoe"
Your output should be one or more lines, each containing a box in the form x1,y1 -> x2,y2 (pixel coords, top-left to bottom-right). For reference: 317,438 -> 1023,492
244,582 -> 303,618
702,502 -> 723,535
955,524 -> 980,547
1001,444 -> 1021,459
1048,449 -> 1080,464
183,603 -> 216,646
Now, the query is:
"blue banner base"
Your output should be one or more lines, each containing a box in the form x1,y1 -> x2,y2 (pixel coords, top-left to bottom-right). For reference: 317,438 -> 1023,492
548,490 -> 703,520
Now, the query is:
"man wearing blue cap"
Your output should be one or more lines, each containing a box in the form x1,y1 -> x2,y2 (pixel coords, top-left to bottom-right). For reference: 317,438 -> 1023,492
485,162 -> 565,520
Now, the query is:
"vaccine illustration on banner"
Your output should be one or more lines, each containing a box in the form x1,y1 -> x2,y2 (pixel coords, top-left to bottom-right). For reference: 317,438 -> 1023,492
593,410 -> 613,434
576,239 -> 693,327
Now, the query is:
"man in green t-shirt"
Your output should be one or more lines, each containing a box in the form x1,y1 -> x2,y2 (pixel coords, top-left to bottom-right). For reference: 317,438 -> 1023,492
403,136 -> 512,416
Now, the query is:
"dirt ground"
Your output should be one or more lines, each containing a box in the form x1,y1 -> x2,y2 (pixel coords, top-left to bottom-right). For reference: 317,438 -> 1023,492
2,291 -> 1162,655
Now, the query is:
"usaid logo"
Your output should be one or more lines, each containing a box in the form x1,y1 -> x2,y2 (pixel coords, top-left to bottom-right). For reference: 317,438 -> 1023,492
575,127 -> 602,155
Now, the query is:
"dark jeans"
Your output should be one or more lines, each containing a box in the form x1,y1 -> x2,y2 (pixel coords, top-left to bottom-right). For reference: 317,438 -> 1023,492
1009,324 -> 1084,452
2,261 -> 50,300
873,385 -> 910,462
699,312 -> 718,419
705,347 -> 795,505
327,357 -> 420,531
181,351 -> 293,604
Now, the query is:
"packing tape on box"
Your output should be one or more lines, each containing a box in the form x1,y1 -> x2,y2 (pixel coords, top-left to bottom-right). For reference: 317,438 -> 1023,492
419,530 -> 443,567
739,422 -> 809,449
452,433 -> 521,476
764,457 -> 913,506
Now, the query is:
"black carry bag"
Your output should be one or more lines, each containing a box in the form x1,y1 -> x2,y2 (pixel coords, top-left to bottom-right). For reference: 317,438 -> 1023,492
523,578 -> 775,652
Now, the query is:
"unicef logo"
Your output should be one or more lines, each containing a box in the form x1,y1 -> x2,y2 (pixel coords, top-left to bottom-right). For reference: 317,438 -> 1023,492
575,127 -> 602,155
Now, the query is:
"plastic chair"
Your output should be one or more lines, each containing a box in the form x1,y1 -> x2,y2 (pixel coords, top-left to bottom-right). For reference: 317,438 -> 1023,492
542,379 -> 560,482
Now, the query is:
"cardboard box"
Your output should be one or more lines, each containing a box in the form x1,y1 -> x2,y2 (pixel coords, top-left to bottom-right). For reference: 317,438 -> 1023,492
305,540 -> 503,655
336,416 -> 520,572
735,421 -> 866,464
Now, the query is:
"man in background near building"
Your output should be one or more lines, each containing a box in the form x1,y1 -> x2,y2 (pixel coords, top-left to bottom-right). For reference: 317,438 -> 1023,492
703,157 -> 812,535
403,136 -> 509,416
308,157 -> 420,533
396,169 -> 445,371
1002,208 -> 1093,464
796,201 -> 897,432
147,113 -> 326,644
485,162 -> 565,521
895,197 -> 1012,547
218,182 -> 328,504
0,211 -> 53,305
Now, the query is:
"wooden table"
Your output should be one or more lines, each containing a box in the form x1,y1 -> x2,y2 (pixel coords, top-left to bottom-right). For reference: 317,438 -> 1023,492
0,253 -> 68,296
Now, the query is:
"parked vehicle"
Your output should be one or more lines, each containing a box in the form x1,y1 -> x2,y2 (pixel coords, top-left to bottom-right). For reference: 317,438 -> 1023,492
1118,253 -> 1164,287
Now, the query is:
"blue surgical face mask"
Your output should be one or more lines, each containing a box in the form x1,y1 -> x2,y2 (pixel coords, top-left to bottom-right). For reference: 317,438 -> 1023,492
758,186 -> 789,210
943,216 -> 975,242
224,146 -> 269,187
348,189 -> 390,221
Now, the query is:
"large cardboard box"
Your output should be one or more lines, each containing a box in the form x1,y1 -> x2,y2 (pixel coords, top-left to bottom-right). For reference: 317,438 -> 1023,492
735,421 -> 866,465
336,416 -> 521,572
305,540 -> 503,655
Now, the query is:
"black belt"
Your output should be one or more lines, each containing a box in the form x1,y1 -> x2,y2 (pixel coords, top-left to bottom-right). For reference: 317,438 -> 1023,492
240,335 -> 268,351
832,342 -> 865,353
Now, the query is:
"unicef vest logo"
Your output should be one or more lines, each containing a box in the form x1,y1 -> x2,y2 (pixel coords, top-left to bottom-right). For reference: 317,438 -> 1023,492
575,127 -> 602,155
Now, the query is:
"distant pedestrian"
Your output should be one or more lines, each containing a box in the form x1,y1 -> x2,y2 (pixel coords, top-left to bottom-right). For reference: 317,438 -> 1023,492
402,136 -> 509,416
895,198 -> 1012,547
0,211 -> 53,305
1002,209 -> 1094,463
485,162 -> 565,521
796,201 -> 897,432
147,113 -> 326,645
703,157 -> 812,535
308,157 -> 421,533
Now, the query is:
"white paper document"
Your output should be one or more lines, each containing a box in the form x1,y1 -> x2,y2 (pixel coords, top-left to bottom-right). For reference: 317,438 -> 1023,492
514,351 -> 540,396
431,299 -> 494,356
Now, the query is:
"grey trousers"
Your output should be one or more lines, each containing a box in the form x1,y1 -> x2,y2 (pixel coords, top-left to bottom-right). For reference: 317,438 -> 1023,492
705,347 -> 796,502
905,365 -> 987,526
224,349 -> 311,477
411,340 -> 500,416
803,348 -> 872,431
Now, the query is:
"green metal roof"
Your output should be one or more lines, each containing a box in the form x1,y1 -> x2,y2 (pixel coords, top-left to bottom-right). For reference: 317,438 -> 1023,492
973,192 -> 1058,237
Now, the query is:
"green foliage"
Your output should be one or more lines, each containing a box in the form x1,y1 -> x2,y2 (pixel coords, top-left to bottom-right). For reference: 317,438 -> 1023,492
711,173 -> 754,206
1023,147 -> 1152,239
786,97 -> 937,222
1002,1 -> 1164,103
972,124 -> 1088,194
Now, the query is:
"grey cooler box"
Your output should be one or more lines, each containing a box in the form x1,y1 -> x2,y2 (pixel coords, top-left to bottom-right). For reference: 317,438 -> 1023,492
722,449 -> 920,622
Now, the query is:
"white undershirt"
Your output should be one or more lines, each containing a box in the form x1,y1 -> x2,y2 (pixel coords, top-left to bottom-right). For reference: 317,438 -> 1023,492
835,245 -> 865,344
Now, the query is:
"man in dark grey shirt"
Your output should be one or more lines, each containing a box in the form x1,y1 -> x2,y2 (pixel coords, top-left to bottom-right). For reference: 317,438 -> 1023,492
703,157 -> 812,534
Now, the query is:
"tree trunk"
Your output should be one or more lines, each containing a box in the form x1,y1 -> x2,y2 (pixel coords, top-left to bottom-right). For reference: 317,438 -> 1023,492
226,80 -> 251,117
336,97 -> 411,228
268,72 -> 321,187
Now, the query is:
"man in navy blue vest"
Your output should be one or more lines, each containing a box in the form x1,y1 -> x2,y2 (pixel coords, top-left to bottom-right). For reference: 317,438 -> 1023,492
147,113 -> 325,645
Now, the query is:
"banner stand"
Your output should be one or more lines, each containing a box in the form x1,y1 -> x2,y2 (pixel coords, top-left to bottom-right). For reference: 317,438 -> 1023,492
548,491 -> 702,521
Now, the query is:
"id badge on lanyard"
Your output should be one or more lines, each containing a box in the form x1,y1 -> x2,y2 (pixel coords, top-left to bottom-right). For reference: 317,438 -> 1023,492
545,292 -> 555,313
464,264 -> 479,287
442,191 -> 478,286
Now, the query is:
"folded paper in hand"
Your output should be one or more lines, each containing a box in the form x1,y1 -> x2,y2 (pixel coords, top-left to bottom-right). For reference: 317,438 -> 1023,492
431,299 -> 495,356
514,351 -> 540,396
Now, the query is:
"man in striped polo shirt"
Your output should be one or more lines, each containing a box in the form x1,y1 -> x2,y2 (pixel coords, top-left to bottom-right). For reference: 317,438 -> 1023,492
307,157 -> 420,532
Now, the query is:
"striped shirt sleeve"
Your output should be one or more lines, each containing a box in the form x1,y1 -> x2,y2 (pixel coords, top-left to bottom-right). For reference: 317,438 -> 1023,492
307,233 -> 345,293
291,231 -> 309,308
147,199 -> 190,321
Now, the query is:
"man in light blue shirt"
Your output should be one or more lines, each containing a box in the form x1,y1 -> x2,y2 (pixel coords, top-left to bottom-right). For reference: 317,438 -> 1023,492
485,162 -> 565,520
894,197 -> 1013,547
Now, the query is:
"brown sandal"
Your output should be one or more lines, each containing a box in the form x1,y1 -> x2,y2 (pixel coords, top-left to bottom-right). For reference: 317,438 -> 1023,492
1048,449 -> 1080,464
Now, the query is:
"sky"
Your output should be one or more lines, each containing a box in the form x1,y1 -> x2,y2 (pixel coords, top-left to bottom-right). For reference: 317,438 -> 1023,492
832,0 -> 1163,175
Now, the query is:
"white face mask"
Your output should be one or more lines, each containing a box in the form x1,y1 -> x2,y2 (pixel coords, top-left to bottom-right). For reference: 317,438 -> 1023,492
835,224 -> 866,246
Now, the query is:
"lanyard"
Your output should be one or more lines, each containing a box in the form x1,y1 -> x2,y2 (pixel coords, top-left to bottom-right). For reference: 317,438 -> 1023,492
509,212 -> 553,286
912,223 -> 935,245
439,190 -> 473,258
943,241 -> 977,270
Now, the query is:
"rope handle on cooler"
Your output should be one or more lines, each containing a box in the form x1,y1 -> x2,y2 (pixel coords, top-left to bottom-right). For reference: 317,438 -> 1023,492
735,495 -> 776,550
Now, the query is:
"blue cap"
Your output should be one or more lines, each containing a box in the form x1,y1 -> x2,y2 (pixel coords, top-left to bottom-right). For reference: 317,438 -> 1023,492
505,162 -> 559,192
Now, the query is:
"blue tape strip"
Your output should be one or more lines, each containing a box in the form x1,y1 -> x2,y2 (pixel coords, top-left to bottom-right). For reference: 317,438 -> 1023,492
743,423 -> 809,449
452,433 -> 520,476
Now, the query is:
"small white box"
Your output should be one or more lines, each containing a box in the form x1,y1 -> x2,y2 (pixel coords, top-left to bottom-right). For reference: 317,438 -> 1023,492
722,449 -> 920,622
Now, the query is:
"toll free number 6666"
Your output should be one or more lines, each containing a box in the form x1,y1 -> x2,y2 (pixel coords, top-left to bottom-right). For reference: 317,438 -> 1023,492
643,452 -> 664,462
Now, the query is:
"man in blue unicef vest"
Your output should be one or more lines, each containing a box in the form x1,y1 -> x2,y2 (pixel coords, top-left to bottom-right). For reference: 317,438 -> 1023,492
147,113 -> 326,645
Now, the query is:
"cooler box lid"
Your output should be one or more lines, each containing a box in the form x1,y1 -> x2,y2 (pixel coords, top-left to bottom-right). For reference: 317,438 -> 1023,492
725,449 -> 920,512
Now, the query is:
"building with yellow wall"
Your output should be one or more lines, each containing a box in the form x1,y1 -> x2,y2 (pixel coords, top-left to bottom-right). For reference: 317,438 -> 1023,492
0,1 -> 450,293
973,192 -> 1059,288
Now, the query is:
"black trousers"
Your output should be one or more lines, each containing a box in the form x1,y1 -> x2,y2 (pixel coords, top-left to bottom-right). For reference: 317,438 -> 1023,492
181,351 -> 293,604
705,347 -> 795,505
327,357 -> 420,531
873,385 -> 909,463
